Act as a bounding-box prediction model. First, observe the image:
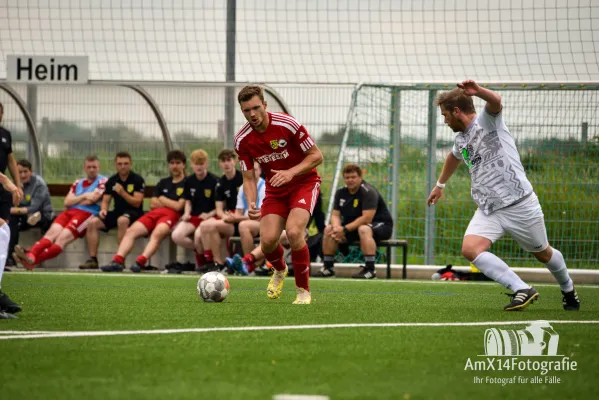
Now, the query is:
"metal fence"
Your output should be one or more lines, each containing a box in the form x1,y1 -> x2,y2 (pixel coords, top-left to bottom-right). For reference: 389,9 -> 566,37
1,81 -> 597,268
332,83 -> 599,269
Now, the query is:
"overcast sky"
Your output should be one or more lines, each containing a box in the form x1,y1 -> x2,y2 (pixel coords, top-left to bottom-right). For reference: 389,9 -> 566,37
1,0 -> 598,142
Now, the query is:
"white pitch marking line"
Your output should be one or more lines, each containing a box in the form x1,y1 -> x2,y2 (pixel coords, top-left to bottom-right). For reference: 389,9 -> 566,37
7,271 -> 599,289
0,331 -> 55,335
273,395 -> 329,400
1,320 -> 598,341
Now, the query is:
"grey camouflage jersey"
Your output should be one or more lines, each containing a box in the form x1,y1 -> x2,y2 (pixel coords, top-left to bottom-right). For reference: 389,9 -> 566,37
451,107 -> 533,215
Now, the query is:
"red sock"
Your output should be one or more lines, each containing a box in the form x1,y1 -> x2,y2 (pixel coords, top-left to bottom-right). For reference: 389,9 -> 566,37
136,255 -> 148,266
243,253 -> 256,273
36,244 -> 63,263
292,245 -> 311,292
30,238 -> 52,257
194,251 -> 206,267
113,254 -> 125,265
264,244 -> 286,271
203,250 -> 213,263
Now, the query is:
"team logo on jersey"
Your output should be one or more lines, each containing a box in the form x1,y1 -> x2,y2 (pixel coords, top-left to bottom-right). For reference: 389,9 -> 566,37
25,194 -> 31,202
127,184 -> 134,193
353,199 -> 359,208
176,187 -> 184,196
204,189 -> 212,198
339,199 -> 346,207
270,140 -> 279,149
278,139 -> 287,148
190,188 -> 196,196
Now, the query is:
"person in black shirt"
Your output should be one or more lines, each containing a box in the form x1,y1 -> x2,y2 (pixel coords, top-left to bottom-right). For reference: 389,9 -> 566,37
0,102 -> 24,318
197,149 -> 243,272
101,150 -> 186,273
316,164 -> 393,279
171,149 -> 218,268
80,152 -> 145,269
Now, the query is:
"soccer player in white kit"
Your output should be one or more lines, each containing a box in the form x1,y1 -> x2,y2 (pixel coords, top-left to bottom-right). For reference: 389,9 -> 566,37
427,80 -> 580,311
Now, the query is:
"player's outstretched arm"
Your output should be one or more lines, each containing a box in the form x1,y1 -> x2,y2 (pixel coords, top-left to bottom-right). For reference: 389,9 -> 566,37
457,80 -> 502,114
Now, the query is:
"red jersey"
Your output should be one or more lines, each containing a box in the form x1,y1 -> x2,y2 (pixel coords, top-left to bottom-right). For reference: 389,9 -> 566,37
234,112 -> 320,191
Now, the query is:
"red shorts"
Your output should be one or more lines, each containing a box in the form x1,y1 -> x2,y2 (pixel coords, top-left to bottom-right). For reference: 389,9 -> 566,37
137,207 -> 181,233
53,209 -> 94,238
189,216 -> 204,228
261,178 -> 321,219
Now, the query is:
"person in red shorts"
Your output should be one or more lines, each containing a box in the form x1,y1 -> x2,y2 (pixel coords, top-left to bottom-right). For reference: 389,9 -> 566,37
234,85 -> 323,304
171,149 -> 217,267
14,154 -> 107,269
101,150 -> 186,273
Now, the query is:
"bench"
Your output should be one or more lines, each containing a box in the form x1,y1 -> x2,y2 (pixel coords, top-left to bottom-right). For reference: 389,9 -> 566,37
227,236 -> 408,280
379,239 -> 408,279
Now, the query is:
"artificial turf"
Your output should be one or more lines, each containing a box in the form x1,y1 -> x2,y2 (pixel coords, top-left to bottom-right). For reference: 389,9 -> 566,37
1,272 -> 598,399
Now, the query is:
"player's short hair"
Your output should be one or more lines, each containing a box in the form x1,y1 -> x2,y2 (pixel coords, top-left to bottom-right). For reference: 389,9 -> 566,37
191,149 -> 209,164
218,149 -> 237,161
85,154 -> 99,163
17,159 -> 32,171
435,88 -> 476,114
115,151 -> 132,161
238,85 -> 264,104
167,149 -> 186,164
343,163 -> 363,177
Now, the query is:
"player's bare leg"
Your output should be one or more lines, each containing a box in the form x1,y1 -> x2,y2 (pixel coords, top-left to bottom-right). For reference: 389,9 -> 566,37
261,214 -> 287,299
239,219 -> 260,255
102,222 -> 148,272
464,235 -> 538,311
116,216 -> 131,244
132,223 -> 172,272
285,208 -> 312,304
171,221 -> 197,250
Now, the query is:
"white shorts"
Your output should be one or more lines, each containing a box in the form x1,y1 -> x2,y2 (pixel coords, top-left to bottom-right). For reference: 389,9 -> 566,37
464,192 -> 549,253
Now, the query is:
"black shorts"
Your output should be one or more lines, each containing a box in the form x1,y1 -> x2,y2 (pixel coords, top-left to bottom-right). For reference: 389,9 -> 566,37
101,210 -> 143,231
342,222 -> 393,250
0,188 -> 12,222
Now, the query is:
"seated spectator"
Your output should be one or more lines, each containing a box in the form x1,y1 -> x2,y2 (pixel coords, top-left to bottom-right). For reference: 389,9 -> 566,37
79,152 -> 145,269
101,150 -> 186,273
6,159 -> 53,267
200,161 -> 265,273
14,155 -> 107,268
171,149 -> 218,267
195,149 -> 243,272
316,163 -> 393,279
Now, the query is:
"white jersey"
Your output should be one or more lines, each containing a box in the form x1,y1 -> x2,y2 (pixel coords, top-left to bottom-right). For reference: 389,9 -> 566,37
235,177 -> 266,216
452,107 -> 533,215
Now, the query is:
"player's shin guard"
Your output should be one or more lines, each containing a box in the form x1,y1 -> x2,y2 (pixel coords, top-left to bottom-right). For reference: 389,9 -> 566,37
264,244 -> 286,271
36,244 -> 63,264
292,245 -> 310,292
472,251 -> 529,292
544,248 -> 574,292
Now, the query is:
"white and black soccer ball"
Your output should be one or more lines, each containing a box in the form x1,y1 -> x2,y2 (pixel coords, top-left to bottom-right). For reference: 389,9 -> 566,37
197,271 -> 230,302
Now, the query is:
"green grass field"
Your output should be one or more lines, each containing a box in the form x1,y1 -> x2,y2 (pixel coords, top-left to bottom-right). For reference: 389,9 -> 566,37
1,272 -> 598,399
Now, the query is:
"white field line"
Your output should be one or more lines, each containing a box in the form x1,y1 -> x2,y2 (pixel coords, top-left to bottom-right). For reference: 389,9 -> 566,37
7,271 -> 599,289
0,331 -> 55,335
1,320 -> 598,341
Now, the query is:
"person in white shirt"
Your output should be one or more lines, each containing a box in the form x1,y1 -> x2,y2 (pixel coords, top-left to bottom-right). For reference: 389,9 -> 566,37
427,79 -> 579,312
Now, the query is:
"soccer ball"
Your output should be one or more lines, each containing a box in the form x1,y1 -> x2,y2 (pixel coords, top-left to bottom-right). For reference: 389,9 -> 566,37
197,271 -> 230,302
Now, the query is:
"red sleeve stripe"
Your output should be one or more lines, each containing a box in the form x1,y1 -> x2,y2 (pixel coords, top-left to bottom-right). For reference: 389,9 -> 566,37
271,113 -> 300,130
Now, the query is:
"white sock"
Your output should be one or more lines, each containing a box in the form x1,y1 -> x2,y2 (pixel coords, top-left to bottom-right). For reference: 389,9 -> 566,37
472,251 -> 529,292
0,223 -> 10,288
544,248 -> 573,292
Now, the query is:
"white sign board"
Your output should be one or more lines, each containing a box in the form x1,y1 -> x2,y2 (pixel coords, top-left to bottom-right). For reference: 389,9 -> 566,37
6,55 -> 89,84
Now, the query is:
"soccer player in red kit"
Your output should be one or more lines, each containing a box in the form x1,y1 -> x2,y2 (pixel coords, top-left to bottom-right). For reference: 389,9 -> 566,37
234,86 -> 323,304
